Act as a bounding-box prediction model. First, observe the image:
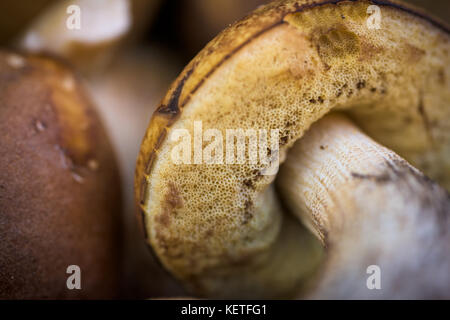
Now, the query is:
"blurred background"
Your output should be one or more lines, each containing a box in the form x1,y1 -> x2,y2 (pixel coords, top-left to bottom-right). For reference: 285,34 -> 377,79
0,0 -> 448,299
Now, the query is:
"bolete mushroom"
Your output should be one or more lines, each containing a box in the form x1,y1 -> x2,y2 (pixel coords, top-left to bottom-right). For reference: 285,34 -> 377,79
0,51 -> 121,299
135,0 -> 449,298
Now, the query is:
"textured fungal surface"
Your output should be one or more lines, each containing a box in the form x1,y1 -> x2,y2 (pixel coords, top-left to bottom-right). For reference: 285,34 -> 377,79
136,0 -> 450,298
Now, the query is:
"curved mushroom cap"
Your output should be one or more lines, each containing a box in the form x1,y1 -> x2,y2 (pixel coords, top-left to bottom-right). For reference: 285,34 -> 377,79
0,51 -> 121,298
136,0 -> 449,298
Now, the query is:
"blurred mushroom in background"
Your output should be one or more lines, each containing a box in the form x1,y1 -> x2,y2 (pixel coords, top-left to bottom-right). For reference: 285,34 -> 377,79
0,50 -> 122,299
10,0 -> 185,298
15,0 -> 161,75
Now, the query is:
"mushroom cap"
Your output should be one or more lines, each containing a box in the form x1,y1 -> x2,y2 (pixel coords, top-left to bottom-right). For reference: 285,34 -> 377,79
0,51 -> 121,298
136,0 -> 449,297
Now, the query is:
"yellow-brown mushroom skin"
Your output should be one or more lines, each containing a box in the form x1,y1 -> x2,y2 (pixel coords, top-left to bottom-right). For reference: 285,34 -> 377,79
0,51 -> 121,299
136,0 -> 449,298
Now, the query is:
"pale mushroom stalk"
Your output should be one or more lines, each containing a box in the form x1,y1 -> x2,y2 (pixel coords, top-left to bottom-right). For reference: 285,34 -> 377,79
277,113 -> 450,299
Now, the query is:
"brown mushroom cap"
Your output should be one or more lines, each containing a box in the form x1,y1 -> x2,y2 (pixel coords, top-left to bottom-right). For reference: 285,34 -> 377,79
0,51 -> 121,298
136,0 -> 449,298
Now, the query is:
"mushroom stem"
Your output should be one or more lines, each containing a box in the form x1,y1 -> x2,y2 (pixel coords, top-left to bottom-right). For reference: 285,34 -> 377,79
277,114 -> 450,298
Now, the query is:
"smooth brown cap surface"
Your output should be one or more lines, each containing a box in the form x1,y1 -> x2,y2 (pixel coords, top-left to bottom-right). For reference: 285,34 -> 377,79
0,51 -> 121,299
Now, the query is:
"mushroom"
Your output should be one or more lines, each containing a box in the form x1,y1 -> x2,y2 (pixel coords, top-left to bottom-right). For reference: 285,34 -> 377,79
10,0 -> 169,298
16,0 -> 159,75
0,51 -> 121,299
135,0 -> 450,298
17,0 -> 131,73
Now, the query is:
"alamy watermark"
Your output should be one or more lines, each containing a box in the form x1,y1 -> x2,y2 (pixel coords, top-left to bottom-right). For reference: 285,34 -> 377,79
66,5 -> 81,30
367,5 -> 382,30
66,265 -> 81,290
169,121 -> 280,175
366,265 -> 381,290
